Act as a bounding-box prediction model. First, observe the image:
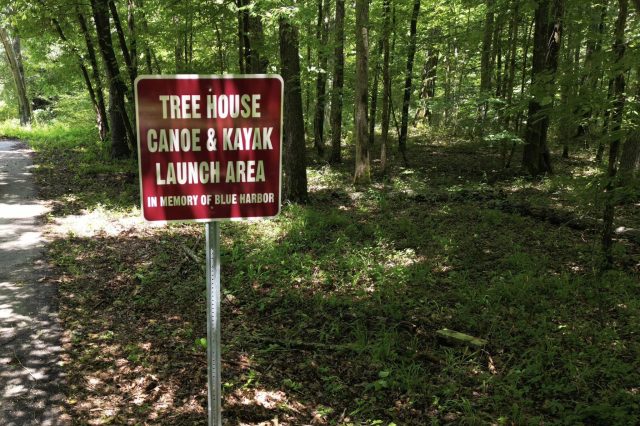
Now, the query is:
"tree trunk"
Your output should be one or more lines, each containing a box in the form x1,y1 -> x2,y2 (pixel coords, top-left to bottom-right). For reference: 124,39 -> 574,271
575,0 -> 608,142
109,0 -> 135,87
279,17 -> 308,203
91,0 -> 133,159
414,42 -> 438,125
369,39 -> 383,147
619,131 -> 640,177
479,0 -> 495,115
398,0 -> 421,165
380,0 -> 391,171
0,28 -> 31,125
77,11 -> 109,140
522,0 -> 565,176
313,0 -> 330,156
329,0 -> 345,164
354,0 -> 370,184
602,0 -> 629,268
246,1 -> 268,73
236,0 -> 245,73
128,0 -> 138,78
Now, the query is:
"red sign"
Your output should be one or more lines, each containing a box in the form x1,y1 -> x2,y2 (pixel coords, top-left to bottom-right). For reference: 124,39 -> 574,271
135,75 -> 283,222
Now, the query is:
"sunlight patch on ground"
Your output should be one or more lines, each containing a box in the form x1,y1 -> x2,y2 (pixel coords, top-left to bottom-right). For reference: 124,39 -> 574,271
50,206 -> 162,237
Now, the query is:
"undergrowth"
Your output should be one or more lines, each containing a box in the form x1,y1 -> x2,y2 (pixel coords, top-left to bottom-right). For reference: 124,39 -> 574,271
3,120 -> 639,425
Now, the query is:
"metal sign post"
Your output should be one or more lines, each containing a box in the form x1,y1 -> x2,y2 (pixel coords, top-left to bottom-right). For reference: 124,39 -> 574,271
135,75 -> 283,424
206,221 -> 222,425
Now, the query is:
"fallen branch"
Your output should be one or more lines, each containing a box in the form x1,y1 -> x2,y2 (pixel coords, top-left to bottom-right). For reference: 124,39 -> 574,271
180,244 -> 205,273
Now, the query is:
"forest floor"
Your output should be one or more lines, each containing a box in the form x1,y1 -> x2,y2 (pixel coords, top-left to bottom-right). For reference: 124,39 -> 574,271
3,122 -> 639,425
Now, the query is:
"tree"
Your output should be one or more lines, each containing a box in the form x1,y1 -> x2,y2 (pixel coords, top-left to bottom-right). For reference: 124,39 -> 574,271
398,0 -> 420,165
329,0 -> 345,164
90,0 -> 133,159
279,14 -> 308,203
602,0 -> 629,268
353,0 -> 370,184
313,0 -> 330,157
379,0 -> 391,171
77,10 -> 109,141
0,26 -> 31,125
522,0 -> 565,176
478,0 -> 495,122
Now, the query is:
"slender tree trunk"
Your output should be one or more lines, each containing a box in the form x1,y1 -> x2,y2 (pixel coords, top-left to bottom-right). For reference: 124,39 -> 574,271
602,0 -> 629,268
109,0 -> 135,87
246,1 -> 268,73
380,0 -> 391,171
522,0 -> 565,176
77,11 -> 109,140
279,17 -> 308,203
0,28 -> 31,125
128,0 -> 137,78
135,0 -> 153,73
479,0 -> 495,116
313,0 -> 330,156
354,0 -> 370,184
237,0 -> 246,73
91,0 -> 133,159
515,17 -> 534,134
329,0 -> 345,164
369,39 -> 383,147
398,0 -> 421,165
505,1 -> 518,115
575,0 -> 608,141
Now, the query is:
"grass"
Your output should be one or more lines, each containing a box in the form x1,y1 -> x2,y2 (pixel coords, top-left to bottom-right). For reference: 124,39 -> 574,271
3,119 -> 639,425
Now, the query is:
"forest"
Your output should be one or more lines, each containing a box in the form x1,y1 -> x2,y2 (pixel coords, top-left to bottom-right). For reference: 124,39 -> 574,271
0,0 -> 639,424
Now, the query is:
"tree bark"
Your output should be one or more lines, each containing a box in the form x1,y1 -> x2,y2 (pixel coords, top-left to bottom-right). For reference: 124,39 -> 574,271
237,0 -> 246,73
329,0 -> 345,164
108,0 -> 135,86
246,1 -> 268,73
91,0 -> 133,159
602,0 -> 629,268
77,11 -> 109,140
369,39 -> 383,147
279,17 -> 308,203
380,0 -> 391,171
522,0 -> 565,176
313,0 -> 330,156
354,0 -> 370,184
398,0 -> 421,165
479,0 -> 495,108
128,0 -> 138,78
0,28 -> 31,125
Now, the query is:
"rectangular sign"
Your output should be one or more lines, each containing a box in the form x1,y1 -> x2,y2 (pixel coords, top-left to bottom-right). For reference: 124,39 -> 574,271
135,75 -> 283,222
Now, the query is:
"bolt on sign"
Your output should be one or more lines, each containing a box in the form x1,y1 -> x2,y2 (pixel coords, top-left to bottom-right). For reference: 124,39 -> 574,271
135,75 -> 283,221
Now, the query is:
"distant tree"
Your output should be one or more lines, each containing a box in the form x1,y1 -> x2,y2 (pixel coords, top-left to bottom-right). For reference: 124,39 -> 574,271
279,14 -> 308,203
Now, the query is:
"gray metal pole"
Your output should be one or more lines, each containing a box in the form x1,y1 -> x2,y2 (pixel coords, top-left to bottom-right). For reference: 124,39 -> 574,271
206,221 -> 222,426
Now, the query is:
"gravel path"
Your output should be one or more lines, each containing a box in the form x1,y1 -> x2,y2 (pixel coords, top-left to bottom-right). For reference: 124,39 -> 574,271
0,140 -> 66,425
